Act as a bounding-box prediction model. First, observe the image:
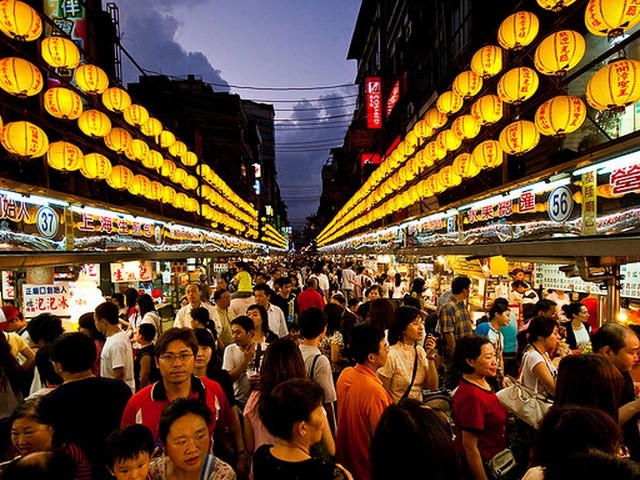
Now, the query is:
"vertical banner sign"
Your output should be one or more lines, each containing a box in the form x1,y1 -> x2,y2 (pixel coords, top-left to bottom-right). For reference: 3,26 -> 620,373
582,171 -> 597,235
366,76 -> 383,129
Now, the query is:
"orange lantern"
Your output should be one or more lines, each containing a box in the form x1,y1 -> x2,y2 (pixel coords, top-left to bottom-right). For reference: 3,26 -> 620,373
471,94 -> 503,125
149,181 -> 164,200
498,11 -> 539,50
128,175 -> 151,196
534,31 -> 585,77
140,117 -> 162,137
162,186 -> 177,204
0,121 -> 48,159
0,57 -> 42,97
143,149 -> 164,170
125,139 -> 149,162
535,95 -> 586,137
159,130 -> 176,149
436,91 -> 464,116
106,165 -> 134,190
415,148 -> 435,170
0,0 -> 42,41
414,120 -> 433,139
452,70 -> 483,99
585,0 -> 640,39
452,115 -> 481,141
161,159 -> 176,177
586,59 -> 640,112
41,36 -> 80,73
43,87 -> 83,120
104,127 -> 133,154
439,166 -> 462,188
537,0 -> 577,11
453,153 -> 481,178
470,45 -> 503,79
424,107 -> 448,130
169,140 -> 187,159
436,129 -> 461,153
472,140 -> 503,169
426,141 -> 447,162
499,121 -> 540,156
102,87 -> 131,113
77,109 -> 111,138
497,67 -> 539,104
74,64 -> 109,95
81,153 -> 112,180
123,104 -> 150,127
182,151 -> 198,167
47,141 -> 83,172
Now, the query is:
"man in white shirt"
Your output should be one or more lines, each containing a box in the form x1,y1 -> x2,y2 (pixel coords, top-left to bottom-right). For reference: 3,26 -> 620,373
211,288 -> 237,348
174,283 -> 219,333
222,316 -> 256,409
253,284 -> 288,338
311,265 -> 330,302
94,301 -> 135,392
340,261 -> 356,301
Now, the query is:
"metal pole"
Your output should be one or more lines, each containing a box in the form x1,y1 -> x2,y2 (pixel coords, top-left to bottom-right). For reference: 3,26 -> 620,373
607,265 -> 621,324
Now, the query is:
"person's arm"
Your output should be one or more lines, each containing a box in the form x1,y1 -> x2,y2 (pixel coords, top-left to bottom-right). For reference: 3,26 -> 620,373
330,342 -> 340,365
531,361 -> 556,396
243,414 -> 255,454
138,355 -> 152,389
619,397 -> 640,425
225,344 -> 255,382
19,345 -> 35,372
422,341 -> 439,391
461,431 -> 488,480
111,366 -> 125,380
443,332 -> 456,363
321,409 -> 336,456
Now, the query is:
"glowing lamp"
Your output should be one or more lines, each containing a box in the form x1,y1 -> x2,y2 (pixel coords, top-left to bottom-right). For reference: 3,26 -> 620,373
436,91 -> 464,116
0,121 -> 48,159
182,151 -> 198,167
427,173 -> 446,194
452,115 -> 481,141
77,109 -> 111,138
497,67 -> 539,104
415,148 -> 435,170
170,167 -> 187,185
43,87 -> 82,120
436,129 -> 461,153
162,186 -> 177,204
106,165 -> 134,190
585,0 -> 640,39
472,140 -> 503,169
405,131 -> 419,149
535,95 -> 586,137
536,0 -> 577,11
104,127 -> 133,154
187,198 -> 199,212
586,59 -> 640,113
498,12 -> 539,50
0,57 -> 42,97
499,121 -> 540,156
159,130 -> 176,149
80,153 -> 112,180
175,193 -> 188,210
424,108 -> 448,130
41,36 -> 80,73
128,175 -> 150,196
439,166 -> 462,188
0,0 -> 42,41
140,117 -> 162,137
74,64 -> 109,95
102,87 -> 131,113
399,140 -> 415,158
414,120 -> 433,139
185,175 -> 198,190
453,153 -> 481,178
161,159 -> 176,177
452,70 -> 483,99
426,141 -> 447,162
169,140 -> 187,159
418,179 -> 433,198
47,141 -> 83,172
123,104 -> 150,127
142,149 -> 163,169
471,94 -> 503,125
149,181 -> 164,200
125,139 -> 149,162
534,30 -> 585,77
471,45 -> 503,79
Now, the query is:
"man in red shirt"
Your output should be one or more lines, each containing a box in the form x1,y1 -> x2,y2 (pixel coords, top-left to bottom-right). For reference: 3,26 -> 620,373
296,277 -> 326,315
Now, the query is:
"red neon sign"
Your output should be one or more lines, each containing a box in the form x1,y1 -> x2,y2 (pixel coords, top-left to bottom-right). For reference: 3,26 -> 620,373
366,77 -> 382,129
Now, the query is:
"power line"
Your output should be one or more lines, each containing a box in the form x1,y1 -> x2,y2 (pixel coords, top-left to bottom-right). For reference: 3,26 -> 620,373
274,103 -> 356,112
274,113 -> 354,122
248,93 -> 359,103
278,137 -> 345,145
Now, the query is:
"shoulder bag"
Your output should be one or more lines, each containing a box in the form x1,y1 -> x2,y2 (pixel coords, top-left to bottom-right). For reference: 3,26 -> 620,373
400,345 -> 419,401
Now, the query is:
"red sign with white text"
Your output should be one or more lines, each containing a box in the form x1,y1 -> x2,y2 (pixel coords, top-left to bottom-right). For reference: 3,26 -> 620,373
366,77 -> 383,129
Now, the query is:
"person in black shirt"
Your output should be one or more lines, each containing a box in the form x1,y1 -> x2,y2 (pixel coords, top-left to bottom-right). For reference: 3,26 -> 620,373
271,277 -> 297,329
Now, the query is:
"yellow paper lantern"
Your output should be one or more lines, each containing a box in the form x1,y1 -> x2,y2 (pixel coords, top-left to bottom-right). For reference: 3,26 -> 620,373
77,109 -> 111,138
426,141 -> 447,162
418,179 -> 433,198
81,153 -> 112,180
175,193 -> 188,210
182,151 -> 198,167
43,87 -> 83,120
169,140 -> 187,159
128,175 -> 151,196
0,0 -> 42,41
162,186 -> 177,204
149,181 -> 164,200
586,59 -> 640,112
499,120 -> 540,156
106,165 -> 134,190
47,141 -> 83,172
415,149 -> 435,170
534,30 -> 585,77
424,108 -> 448,130
0,57 -> 42,97
170,168 -> 188,185
436,129 -> 461,153
104,127 -> 133,154
142,149 -> 163,170
470,45 -> 503,79
453,153 -> 481,178
472,140 -> 504,169
123,104 -> 150,127
125,139 -> 149,162
452,70 -> 483,99
452,115 -> 481,141
439,166 -> 462,188
471,94 -> 503,125
187,198 -> 199,212
159,130 -> 176,149
498,11 -> 539,50
398,140 -> 415,158
497,67 -> 539,104
405,131 -> 419,149
161,159 -> 176,177
185,175 -> 198,190
413,120 -> 433,139
0,121 -> 48,159
41,36 -> 80,72
585,0 -> 640,39
436,91 -> 464,116
74,64 -> 109,95
102,87 -> 131,113
427,173 -> 446,194
535,95 -> 586,137
140,117 -> 163,137
536,0 -> 577,11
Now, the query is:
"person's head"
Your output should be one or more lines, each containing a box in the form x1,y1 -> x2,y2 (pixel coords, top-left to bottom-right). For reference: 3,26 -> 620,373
49,332 -> 97,374
185,283 -> 202,307
493,297 -> 509,308
26,313 -> 63,346
253,284 -> 273,307
136,294 -> 155,316
298,307 -> 327,341
348,324 -> 387,368
77,311 -> 105,342
2,305 -> 24,332
535,299 -> 558,319
189,307 -> 211,329
306,276 -> 319,290
136,323 -> 156,344
255,272 -> 268,285
526,315 -> 561,350
453,334 -> 495,377
371,398 -> 459,480
10,398 -> 55,456
235,261 -> 248,273
366,284 -> 383,301
246,304 -> 270,333
324,303 -> 343,335
106,425 -> 155,480
411,277 -> 426,294
193,328 -> 216,374
555,354 -> 623,421
402,294 -> 422,310
213,288 -> 231,310
512,279 -> 528,293
230,316 -> 255,347
276,277 -> 292,298
35,343 -> 62,387
512,268 -> 526,281
124,288 -> 139,310
562,302 -> 589,322
330,292 -> 346,307
394,273 -> 402,286
258,337 -> 306,394
154,328 -> 197,384
158,398 -> 211,475
0,451 -> 76,480
216,277 -> 228,291
348,297 -> 361,311
259,378 -> 325,445
388,306 -> 423,346
593,323 -> 640,372
94,301 -> 120,332
543,450 -> 640,480
488,303 -> 511,327
451,276 -> 472,296
368,298 -> 396,331
111,293 -> 125,309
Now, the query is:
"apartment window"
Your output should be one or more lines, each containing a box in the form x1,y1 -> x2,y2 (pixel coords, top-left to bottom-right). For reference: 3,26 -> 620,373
452,0 -> 470,59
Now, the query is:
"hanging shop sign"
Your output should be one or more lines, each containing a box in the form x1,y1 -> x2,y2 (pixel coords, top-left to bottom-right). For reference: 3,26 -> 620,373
366,76 -> 383,129
533,263 -> 604,294
386,79 -> 400,117
2,271 -> 14,300
110,261 -> 153,283
406,211 -> 460,247
621,263 -> 640,299
22,282 -> 70,318
581,170 -> 598,236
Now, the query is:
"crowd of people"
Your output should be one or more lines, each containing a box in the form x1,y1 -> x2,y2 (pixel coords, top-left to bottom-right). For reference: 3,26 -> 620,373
0,259 -> 640,479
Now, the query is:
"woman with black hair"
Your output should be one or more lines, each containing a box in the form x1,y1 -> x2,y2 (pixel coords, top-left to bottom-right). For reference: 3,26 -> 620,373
561,302 -> 591,352
78,312 -> 105,377
0,331 -> 23,419
133,294 -> 161,342
409,277 -> 426,311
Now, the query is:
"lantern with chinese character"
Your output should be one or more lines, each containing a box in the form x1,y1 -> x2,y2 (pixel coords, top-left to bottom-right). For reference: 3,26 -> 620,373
185,175 -> 198,190
77,109 -> 111,138
0,57 -> 42,97
585,0 -> 640,39
470,45 -> 503,79
169,140 -> 187,159
159,130 -> 176,149
41,36 -> 80,73
452,115 -> 481,141
123,104 -> 150,127
43,87 -> 83,120
81,153 -> 112,180
418,179 -> 433,198
142,149 -> 163,170
106,165 -> 134,190
74,64 -> 109,95
537,0 -> 577,11
0,0 -> 42,41
128,174 -> 151,196
439,166 -> 462,188
436,91 -> 464,116
414,120 -> 433,139
161,159 -> 176,177
472,140 -> 503,169
586,59 -> 640,112
453,70 -> 483,99
0,120 -> 48,159
175,193 -> 188,210
427,173 -> 446,194
424,107 -> 448,130
399,140 -> 415,158
499,120 -> 540,156
426,141 -> 447,162
47,141 -> 83,172
102,87 -> 131,113
437,129 -> 461,153
182,151 -> 198,167
140,117 -> 162,137
149,181 -> 164,200
125,139 -> 149,162
405,131 -> 419,149
498,11 -> 539,50
171,168 -> 188,185
104,127 -> 133,154
162,186 -> 176,204
471,94 -> 503,125
535,95 -> 586,137
534,30 -> 585,77
453,152 -> 482,178
497,67 -> 539,104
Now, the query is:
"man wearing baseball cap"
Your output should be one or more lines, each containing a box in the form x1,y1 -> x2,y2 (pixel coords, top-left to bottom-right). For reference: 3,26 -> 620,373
2,305 -> 27,336
0,306 -> 35,371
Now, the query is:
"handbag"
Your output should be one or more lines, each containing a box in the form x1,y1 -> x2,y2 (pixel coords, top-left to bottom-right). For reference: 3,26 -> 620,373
496,376 -> 553,428
400,345 -> 419,401
486,448 -> 517,479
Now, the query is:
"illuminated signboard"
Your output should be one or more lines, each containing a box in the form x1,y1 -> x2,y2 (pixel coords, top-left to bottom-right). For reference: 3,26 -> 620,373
360,153 -> 382,168
386,80 -> 400,116
366,76 -> 382,129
